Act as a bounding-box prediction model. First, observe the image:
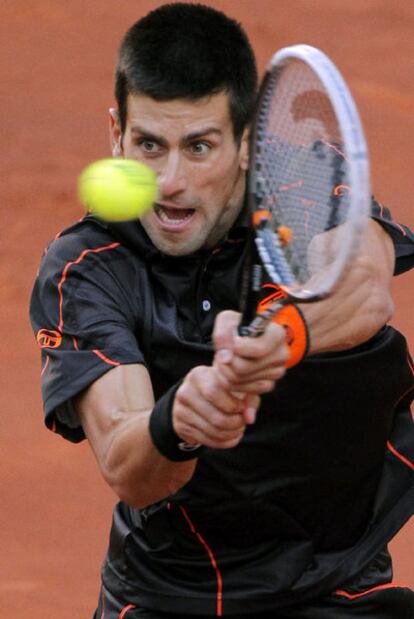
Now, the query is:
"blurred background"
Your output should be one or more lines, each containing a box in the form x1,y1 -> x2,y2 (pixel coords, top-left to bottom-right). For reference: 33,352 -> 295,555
1,1 -> 413,616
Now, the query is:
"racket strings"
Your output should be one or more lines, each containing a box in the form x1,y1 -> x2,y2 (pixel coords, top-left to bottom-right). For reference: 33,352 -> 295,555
253,60 -> 352,287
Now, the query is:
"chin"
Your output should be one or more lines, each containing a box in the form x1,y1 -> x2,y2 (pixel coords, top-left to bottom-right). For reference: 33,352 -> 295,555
144,223 -> 214,256
153,236 -> 206,257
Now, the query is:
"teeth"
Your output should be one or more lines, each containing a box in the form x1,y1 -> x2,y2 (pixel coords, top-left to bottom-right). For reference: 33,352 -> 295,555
155,205 -> 193,225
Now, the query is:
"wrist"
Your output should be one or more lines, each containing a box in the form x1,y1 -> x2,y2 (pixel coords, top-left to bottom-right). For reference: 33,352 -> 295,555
149,382 -> 204,461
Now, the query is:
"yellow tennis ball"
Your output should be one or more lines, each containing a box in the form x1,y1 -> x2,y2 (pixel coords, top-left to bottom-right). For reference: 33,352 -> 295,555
78,158 -> 158,222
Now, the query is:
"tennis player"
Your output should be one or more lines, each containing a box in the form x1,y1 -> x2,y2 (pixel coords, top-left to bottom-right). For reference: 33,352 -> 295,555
30,4 -> 414,618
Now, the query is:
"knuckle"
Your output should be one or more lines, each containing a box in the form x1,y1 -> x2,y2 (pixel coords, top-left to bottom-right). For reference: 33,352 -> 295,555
209,411 -> 227,430
213,310 -> 238,337
176,383 -> 192,406
268,322 -> 287,342
202,380 -> 219,401
231,359 -> 248,376
270,362 -> 287,378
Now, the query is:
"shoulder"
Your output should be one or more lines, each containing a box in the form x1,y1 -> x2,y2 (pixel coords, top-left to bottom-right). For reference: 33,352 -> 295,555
36,217 -> 143,290
40,218 -> 124,268
31,217 -> 149,333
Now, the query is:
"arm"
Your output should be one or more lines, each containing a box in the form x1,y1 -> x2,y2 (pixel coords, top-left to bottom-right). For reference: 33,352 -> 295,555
76,317 -> 288,509
303,218 -> 395,354
75,363 -> 197,509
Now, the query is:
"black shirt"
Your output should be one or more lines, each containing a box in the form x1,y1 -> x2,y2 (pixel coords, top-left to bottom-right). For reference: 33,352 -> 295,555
30,202 -> 414,614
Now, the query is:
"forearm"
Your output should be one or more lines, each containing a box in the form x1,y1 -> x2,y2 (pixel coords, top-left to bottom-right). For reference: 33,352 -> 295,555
98,410 -> 196,508
303,219 -> 395,354
76,364 -> 196,509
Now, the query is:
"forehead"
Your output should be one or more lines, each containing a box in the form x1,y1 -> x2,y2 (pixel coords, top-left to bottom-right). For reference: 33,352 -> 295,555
125,91 -> 233,136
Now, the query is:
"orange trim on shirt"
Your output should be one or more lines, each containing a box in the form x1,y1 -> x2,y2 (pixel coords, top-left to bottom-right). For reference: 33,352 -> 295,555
119,604 -> 136,618
179,505 -> 223,617
93,349 -> 120,367
334,582 -> 408,599
387,441 -> 414,472
57,242 -> 120,331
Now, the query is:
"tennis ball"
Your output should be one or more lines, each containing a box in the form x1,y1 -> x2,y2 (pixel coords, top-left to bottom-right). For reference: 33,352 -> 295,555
78,158 -> 158,222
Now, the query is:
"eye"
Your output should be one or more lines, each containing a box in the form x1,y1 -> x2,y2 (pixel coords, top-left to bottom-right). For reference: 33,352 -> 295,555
138,139 -> 162,154
190,141 -> 211,155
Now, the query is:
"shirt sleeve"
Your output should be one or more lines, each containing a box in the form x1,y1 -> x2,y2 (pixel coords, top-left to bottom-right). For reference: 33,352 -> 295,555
29,228 -> 145,442
371,197 -> 414,275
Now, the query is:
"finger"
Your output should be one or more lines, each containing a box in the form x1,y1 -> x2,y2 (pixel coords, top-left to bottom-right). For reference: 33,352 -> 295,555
216,355 -> 287,383
173,399 -> 246,447
176,386 -> 246,431
182,366 -> 245,414
232,322 -> 288,360
212,310 -> 241,363
242,394 -> 260,425
218,375 -> 285,396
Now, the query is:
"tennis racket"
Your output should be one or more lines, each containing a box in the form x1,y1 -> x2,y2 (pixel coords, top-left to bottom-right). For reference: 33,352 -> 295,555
239,44 -> 371,360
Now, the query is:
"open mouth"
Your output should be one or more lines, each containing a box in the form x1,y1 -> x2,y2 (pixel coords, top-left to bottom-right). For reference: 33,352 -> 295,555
154,204 -> 195,226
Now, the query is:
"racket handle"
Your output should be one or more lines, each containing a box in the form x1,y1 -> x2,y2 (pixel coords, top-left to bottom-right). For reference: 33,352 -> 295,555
238,306 -> 280,337
239,299 -> 285,337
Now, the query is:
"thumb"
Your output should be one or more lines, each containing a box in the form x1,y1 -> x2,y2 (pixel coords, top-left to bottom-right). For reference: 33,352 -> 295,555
212,310 -> 240,364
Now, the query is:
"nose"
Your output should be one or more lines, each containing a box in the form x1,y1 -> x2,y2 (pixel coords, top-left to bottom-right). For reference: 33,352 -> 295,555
157,151 -> 188,198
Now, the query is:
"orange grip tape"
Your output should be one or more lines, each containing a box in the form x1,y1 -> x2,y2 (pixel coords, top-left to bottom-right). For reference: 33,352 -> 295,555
258,288 -> 309,368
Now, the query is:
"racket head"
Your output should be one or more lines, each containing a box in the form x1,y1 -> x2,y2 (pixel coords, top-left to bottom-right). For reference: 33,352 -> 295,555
248,44 -> 371,303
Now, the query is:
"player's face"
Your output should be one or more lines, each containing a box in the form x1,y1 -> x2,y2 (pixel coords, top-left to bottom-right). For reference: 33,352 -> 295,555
109,92 -> 249,256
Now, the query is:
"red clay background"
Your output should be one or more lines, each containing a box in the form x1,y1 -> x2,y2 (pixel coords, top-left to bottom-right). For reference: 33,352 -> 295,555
1,1 -> 413,616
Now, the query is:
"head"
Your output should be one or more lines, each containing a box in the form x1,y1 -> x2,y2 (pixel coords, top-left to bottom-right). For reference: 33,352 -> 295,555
110,3 -> 258,255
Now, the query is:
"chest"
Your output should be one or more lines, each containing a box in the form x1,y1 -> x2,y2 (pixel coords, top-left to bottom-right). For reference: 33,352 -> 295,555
132,245 -> 245,397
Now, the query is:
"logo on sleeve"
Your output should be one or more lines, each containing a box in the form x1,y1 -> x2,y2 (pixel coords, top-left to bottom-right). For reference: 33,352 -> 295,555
36,329 -> 62,349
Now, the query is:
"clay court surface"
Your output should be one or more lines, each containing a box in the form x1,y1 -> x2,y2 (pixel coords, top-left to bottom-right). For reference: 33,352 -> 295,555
1,1 -> 413,616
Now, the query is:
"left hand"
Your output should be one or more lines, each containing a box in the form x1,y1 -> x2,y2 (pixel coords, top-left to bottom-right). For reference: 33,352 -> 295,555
212,310 -> 289,421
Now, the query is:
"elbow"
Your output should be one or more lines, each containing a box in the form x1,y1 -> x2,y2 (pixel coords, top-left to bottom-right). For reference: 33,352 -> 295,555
101,447 -> 195,509
356,255 -> 394,325
98,443 -> 143,507
116,481 -> 191,510
111,470 -> 194,510
99,457 -> 134,505
368,286 -> 394,327
347,258 -> 394,343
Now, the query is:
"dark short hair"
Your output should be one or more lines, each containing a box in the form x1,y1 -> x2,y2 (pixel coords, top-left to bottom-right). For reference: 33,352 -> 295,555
115,3 -> 258,142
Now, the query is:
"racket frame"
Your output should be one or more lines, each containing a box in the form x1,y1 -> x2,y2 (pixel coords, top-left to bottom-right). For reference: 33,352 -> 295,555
248,44 -> 371,304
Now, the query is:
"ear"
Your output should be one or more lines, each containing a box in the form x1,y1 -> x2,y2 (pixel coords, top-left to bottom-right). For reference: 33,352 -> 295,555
109,107 -> 123,157
239,126 -> 250,171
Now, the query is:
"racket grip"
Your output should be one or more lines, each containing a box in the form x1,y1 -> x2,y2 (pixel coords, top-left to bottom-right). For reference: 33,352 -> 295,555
238,314 -> 268,337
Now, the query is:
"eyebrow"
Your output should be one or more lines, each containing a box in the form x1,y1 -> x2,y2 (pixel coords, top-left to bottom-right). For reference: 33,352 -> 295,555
130,125 -> 223,145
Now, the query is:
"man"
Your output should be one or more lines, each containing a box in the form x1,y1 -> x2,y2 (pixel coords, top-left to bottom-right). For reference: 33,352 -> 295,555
30,4 -> 414,618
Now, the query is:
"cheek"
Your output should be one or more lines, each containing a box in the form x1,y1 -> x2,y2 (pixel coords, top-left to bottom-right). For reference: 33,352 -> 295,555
197,153 -> 242,197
